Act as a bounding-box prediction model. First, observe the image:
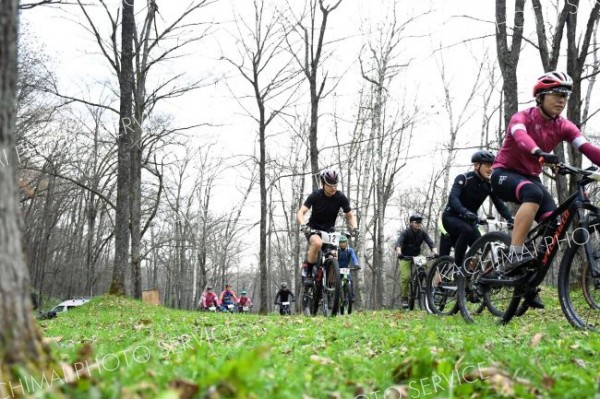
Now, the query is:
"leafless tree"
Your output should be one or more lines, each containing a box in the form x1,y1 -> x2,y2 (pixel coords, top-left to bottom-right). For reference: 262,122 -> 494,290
223,0 -> 299,313
283,0 -> 343,189
435,50 -> 488,210
107,0 -> 135,295
357,2 -> 423,308
0,0 -> 52,391
531,0 -> 600,198
495,0 -> 526,127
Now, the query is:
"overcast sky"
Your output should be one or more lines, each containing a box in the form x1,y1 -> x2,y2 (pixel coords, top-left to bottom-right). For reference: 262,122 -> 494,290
20,0 -> 600,258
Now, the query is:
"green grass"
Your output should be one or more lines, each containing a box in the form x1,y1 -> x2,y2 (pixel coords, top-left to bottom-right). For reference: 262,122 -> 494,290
23,294 -> 600,398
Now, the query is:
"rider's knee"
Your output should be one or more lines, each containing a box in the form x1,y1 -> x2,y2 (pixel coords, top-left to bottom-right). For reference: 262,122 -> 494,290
309,235 -> 323,248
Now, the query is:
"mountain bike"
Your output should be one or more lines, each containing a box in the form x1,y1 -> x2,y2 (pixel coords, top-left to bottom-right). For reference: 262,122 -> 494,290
339,265 -> 359,315
302,230 -> 342,317
276,300 -> 293,315
238,304 -> 252,313
399,255 -> 436,311
429,219 -> 512,317
457,164 -> 600,329
425,255 -> 460,315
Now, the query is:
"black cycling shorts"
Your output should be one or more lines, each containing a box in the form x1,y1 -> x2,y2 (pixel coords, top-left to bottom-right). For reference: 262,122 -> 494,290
490,168 -> 556,221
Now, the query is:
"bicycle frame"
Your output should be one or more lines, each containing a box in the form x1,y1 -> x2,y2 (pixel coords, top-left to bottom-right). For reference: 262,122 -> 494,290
305,230 -> 343,316
401,255 -> 435,310
476,165 -> 600,288
520,166 -> 600,287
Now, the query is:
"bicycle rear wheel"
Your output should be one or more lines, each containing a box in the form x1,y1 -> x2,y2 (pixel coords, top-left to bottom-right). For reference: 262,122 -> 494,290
426,256 -> 459,316
325,259 -> 341,316
558,225 -> 600,330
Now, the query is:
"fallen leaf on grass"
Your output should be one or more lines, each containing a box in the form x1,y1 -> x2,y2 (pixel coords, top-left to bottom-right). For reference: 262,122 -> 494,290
530,333 -> 543,347
281,347 -> 292,355
310,355 -> 336,366
203,382 -> 236,399
382,385 -> 410,399
573,358 -> 587,368
59,361 -> 77,383
353,385 -> 366,397
43,336 -> 62,344
467,366 -> 540,396
487,373 -> 516,396
541,375 -> 555,389
392,357 -> 416,382
168,379 -> 199,399
393,312 -> 404,320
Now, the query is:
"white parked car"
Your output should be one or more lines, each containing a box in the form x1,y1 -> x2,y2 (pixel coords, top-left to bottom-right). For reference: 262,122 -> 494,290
48,298 -> 90,317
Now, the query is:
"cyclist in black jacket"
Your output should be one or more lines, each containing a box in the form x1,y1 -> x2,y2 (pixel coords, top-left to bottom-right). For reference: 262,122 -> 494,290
395,213 -> 438,307
441,150 -> 514,270
274,283 -> 295,315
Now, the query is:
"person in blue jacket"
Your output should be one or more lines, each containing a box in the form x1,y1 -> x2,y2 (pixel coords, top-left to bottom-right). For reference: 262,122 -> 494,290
337,235 -> 360,299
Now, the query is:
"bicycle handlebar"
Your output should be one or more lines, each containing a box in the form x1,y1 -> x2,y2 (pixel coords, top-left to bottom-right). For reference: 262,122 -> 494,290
556,163 -> 600,181
398,255 -> 437,260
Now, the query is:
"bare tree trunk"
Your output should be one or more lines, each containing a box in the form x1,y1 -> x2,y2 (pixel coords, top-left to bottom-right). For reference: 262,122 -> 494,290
565,1 -> 600,194
109,0 -> 135,295
130,110 -> 142,299
531,0 -> 600,199
0,0 -> 52,392
259,118 -> 268,313
224,0 -> 297,312
294,0 -> 343,189
495,0 -> 526,127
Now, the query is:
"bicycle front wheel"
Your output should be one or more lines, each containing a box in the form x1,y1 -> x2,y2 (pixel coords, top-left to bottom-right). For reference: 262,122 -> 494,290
339,282 -> 349,315
311,279 -> 322,316
347,282 -> 353,315
325,259 -> 341,316
458,232 -> 514,323
426,256 -> 459,316
408,272 -> 417,311
558,224 -> 600,330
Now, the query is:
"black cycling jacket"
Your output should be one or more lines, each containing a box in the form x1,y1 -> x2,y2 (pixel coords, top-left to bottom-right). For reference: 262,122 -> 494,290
443,171 -> 512,221
274,289 -> 295,303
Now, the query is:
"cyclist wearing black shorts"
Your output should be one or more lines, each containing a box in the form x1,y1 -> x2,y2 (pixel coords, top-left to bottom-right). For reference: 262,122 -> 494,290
296,169 -> 358,285
491,71 -> 600,308
442,150 -> 513,269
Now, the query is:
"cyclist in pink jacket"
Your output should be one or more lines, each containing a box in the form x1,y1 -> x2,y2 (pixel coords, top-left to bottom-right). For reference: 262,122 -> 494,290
197,286 -> 219,310
491,71 -> 600,308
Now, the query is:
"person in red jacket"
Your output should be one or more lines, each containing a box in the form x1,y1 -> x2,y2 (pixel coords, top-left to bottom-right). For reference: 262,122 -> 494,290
197,286 -> 219,310
238,290 -> 253,312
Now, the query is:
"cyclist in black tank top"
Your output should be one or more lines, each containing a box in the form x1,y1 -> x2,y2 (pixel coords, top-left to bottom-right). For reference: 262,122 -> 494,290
296,169 -> 358,285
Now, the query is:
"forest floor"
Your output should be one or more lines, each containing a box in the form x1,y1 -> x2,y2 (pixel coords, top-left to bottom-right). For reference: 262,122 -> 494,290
27,294 -> 600,398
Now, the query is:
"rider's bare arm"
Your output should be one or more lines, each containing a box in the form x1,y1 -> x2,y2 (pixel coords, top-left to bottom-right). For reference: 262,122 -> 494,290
297,205 -> 309,226
345,210 -> 357,230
